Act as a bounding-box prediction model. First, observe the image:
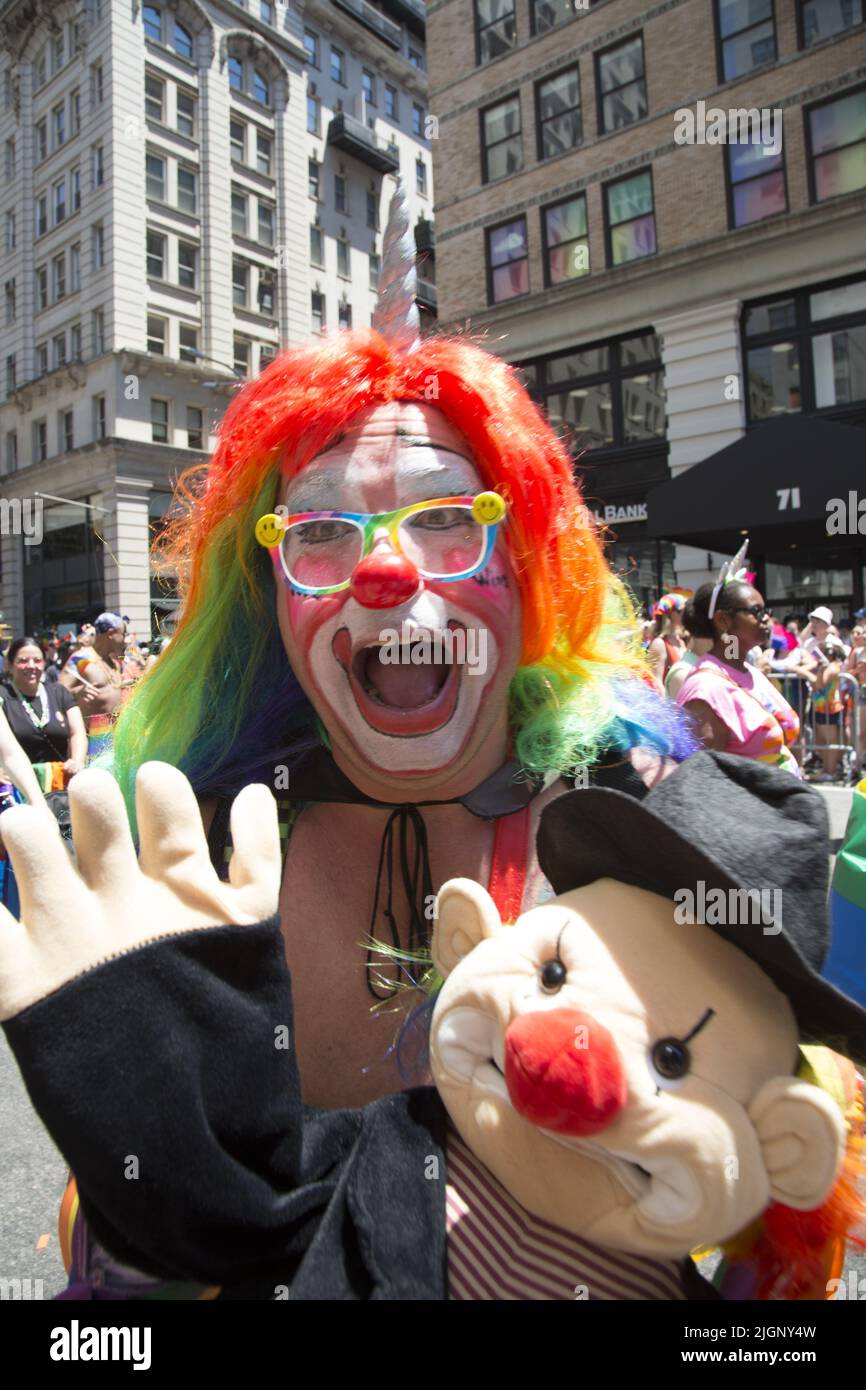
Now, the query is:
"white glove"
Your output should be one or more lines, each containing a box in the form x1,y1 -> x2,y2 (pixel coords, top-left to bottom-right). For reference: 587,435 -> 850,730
0,762 -> 281,1021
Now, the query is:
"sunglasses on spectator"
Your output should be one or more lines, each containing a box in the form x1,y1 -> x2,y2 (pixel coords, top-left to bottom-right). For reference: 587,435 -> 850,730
732,605 -> 770,620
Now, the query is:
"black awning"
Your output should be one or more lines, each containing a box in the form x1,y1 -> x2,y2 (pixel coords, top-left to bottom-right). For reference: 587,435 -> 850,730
646,415 -> 866,549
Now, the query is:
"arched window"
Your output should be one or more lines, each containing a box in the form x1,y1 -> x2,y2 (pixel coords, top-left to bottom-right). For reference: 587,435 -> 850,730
228,56 -> 243,91
143,5 -> 162,42
253,69 -> 270,106
174,22 -> 193,61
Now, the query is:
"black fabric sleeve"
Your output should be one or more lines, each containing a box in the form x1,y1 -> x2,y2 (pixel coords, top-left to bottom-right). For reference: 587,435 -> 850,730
52,682 -> 76,715
2,919 -> 352,1286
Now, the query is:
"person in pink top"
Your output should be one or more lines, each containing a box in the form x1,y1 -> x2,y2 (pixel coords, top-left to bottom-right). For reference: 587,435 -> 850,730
676,579 -> 801,776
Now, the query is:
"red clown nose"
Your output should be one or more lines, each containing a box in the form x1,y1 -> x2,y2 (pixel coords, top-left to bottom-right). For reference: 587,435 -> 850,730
350,552 -> 421,609
504,1008 -> 626,1137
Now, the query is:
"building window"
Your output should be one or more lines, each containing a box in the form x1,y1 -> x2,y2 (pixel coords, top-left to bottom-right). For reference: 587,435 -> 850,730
486,216 -> 529,303
532,0 -> 576,36
6,354 -> 16,395
187,405 -> 203,449
537,67 -> 581,159
409,48 -> 425,69
542,194 -> 589,285
143,4 -> 162,42
413,103 -> 425,138
800,0 -> 864,47
61,409 -> 74,452
523,332 -> 665,451
93,145 -> 104,188
743,275 -> 866,420
177,167 -> 197,214
4,138 -> 14,179
257,201 -> 274,245
337,232 -> 350,277
385,85 -> 397,120
253,70 -> 270,106
231,120 -> 246,163
52,32 -> 64,73
233,337 -> 251,376
807,88 -> 866,203
178,323 -> 198,362
597,35 -> 647,134
146,230 -> 166,278
260,345 -> 276,371
71,88 -> 81,135
35,47 -> 47,89
147,315 -> 167,354
229,56 -> 243,92
92,307 -> 105,353
416,157 -> 427,195
481,95 -> 522,183
36,266 -> 48,310
92,223 -> 105,269
177,91 -> 196,139
174,22 -> 193,61
53,333 -> 67,368
70,322 -> 81,358
53,103 -> 66,147
36,195 -> 48,238
233,259 -> 249,307
52,254 -> 66,300
33,420 -> 48,463
727,140 -> 787,226
369,252 -> 380,291
331,47 -> 345,85
35,119 -> 48,163
335,174 -> 347,212
716,0 -> 776,82
94,394 -> 106,440
151,398 -> 169,442
36,343 -> 49,376
4,210 -> 14,251
54,179 -> 67,225
145,74 -> 164,123
178,241 -> 197,288
307,95 -> 320,135
232,190 -> 248,236
70,244 -> 81,292
311,291 -> 325,333
605,170 -> 656,266
71,167 -> 81,211
258,268 -> 275,315
310,224 -> 324,266
304,30 -> 319,67
338,300 -> 352,329
362,70 -> 376,107
475,0 -> 517,65
5,432 -> 18,472
91,62 -> 104,104
366,190 -> 378,230
146,153 -> 166,201
309,158 -> 320,199
4,280 -> 14,324
256,131 -> 272,176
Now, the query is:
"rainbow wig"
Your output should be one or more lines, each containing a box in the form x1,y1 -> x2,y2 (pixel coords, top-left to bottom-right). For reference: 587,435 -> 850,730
112,330 -> 697,810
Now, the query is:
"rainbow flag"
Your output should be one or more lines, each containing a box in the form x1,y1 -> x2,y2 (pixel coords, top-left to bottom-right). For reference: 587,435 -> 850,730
826,779 -> 866,1006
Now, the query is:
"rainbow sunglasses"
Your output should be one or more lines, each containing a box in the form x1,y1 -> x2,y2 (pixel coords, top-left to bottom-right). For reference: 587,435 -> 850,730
255,491 -> 507,597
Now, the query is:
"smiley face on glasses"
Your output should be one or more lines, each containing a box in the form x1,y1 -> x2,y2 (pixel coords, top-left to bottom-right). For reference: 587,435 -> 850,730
255,513 -> 286,549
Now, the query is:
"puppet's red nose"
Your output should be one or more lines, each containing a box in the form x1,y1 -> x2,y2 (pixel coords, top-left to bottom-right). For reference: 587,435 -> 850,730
504,1008 -> 626,1137
350,552 -> 421,609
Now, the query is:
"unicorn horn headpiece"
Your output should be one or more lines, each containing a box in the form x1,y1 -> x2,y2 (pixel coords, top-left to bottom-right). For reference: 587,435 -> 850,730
371,176 -> 421,354
707,538 -> 750,620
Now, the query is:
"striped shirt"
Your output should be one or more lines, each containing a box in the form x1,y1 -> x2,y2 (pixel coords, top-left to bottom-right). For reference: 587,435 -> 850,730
445,1126 -> 687,1301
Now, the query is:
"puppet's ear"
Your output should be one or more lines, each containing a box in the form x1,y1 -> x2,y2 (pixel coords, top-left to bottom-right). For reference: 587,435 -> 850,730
432,878 -> 502,978
749,1076 -> 846,1210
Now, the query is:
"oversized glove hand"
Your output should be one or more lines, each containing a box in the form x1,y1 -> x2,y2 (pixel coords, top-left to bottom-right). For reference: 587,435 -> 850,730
0,762 -> 281,1020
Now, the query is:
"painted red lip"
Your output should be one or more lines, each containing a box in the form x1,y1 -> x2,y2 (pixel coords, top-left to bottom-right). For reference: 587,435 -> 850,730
332,624 -> 463,736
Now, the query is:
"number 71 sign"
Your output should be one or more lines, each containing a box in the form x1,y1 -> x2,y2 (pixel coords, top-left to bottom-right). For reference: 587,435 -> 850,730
777,488 -> 801,510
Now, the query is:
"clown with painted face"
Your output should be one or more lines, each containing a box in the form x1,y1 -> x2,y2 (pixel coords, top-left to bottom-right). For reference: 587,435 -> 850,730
111,183 -> 692,1109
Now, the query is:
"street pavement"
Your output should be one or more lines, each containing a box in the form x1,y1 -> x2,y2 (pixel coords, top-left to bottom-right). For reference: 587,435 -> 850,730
0,781 -> 862,1300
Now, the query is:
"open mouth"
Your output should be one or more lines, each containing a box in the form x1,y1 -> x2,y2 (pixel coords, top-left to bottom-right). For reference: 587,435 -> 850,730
332,623 -> 463,736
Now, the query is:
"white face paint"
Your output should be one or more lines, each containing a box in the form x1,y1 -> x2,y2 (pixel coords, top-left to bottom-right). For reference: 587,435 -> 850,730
276,402 -> 522,794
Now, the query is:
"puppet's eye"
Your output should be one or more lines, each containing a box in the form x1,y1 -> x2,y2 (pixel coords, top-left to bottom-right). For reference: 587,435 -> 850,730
540,959 -> 567,993
650,1037 -> 691,1081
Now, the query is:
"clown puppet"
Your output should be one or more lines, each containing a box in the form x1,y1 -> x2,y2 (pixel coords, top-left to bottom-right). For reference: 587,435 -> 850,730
111,182 -> 693,1109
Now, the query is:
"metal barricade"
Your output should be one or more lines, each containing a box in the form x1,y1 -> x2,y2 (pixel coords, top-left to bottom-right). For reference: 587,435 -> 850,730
770,671 -> 861,784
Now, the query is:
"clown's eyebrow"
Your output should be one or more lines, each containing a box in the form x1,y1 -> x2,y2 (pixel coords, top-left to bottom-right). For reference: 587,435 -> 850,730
681,1007 -> 715,1043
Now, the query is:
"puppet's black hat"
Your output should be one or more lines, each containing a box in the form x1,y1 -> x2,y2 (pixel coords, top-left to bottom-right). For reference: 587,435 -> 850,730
537,751 -> 866,1058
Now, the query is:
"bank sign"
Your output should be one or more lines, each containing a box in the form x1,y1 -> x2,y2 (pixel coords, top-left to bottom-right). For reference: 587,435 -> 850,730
592,503 -> 648,525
